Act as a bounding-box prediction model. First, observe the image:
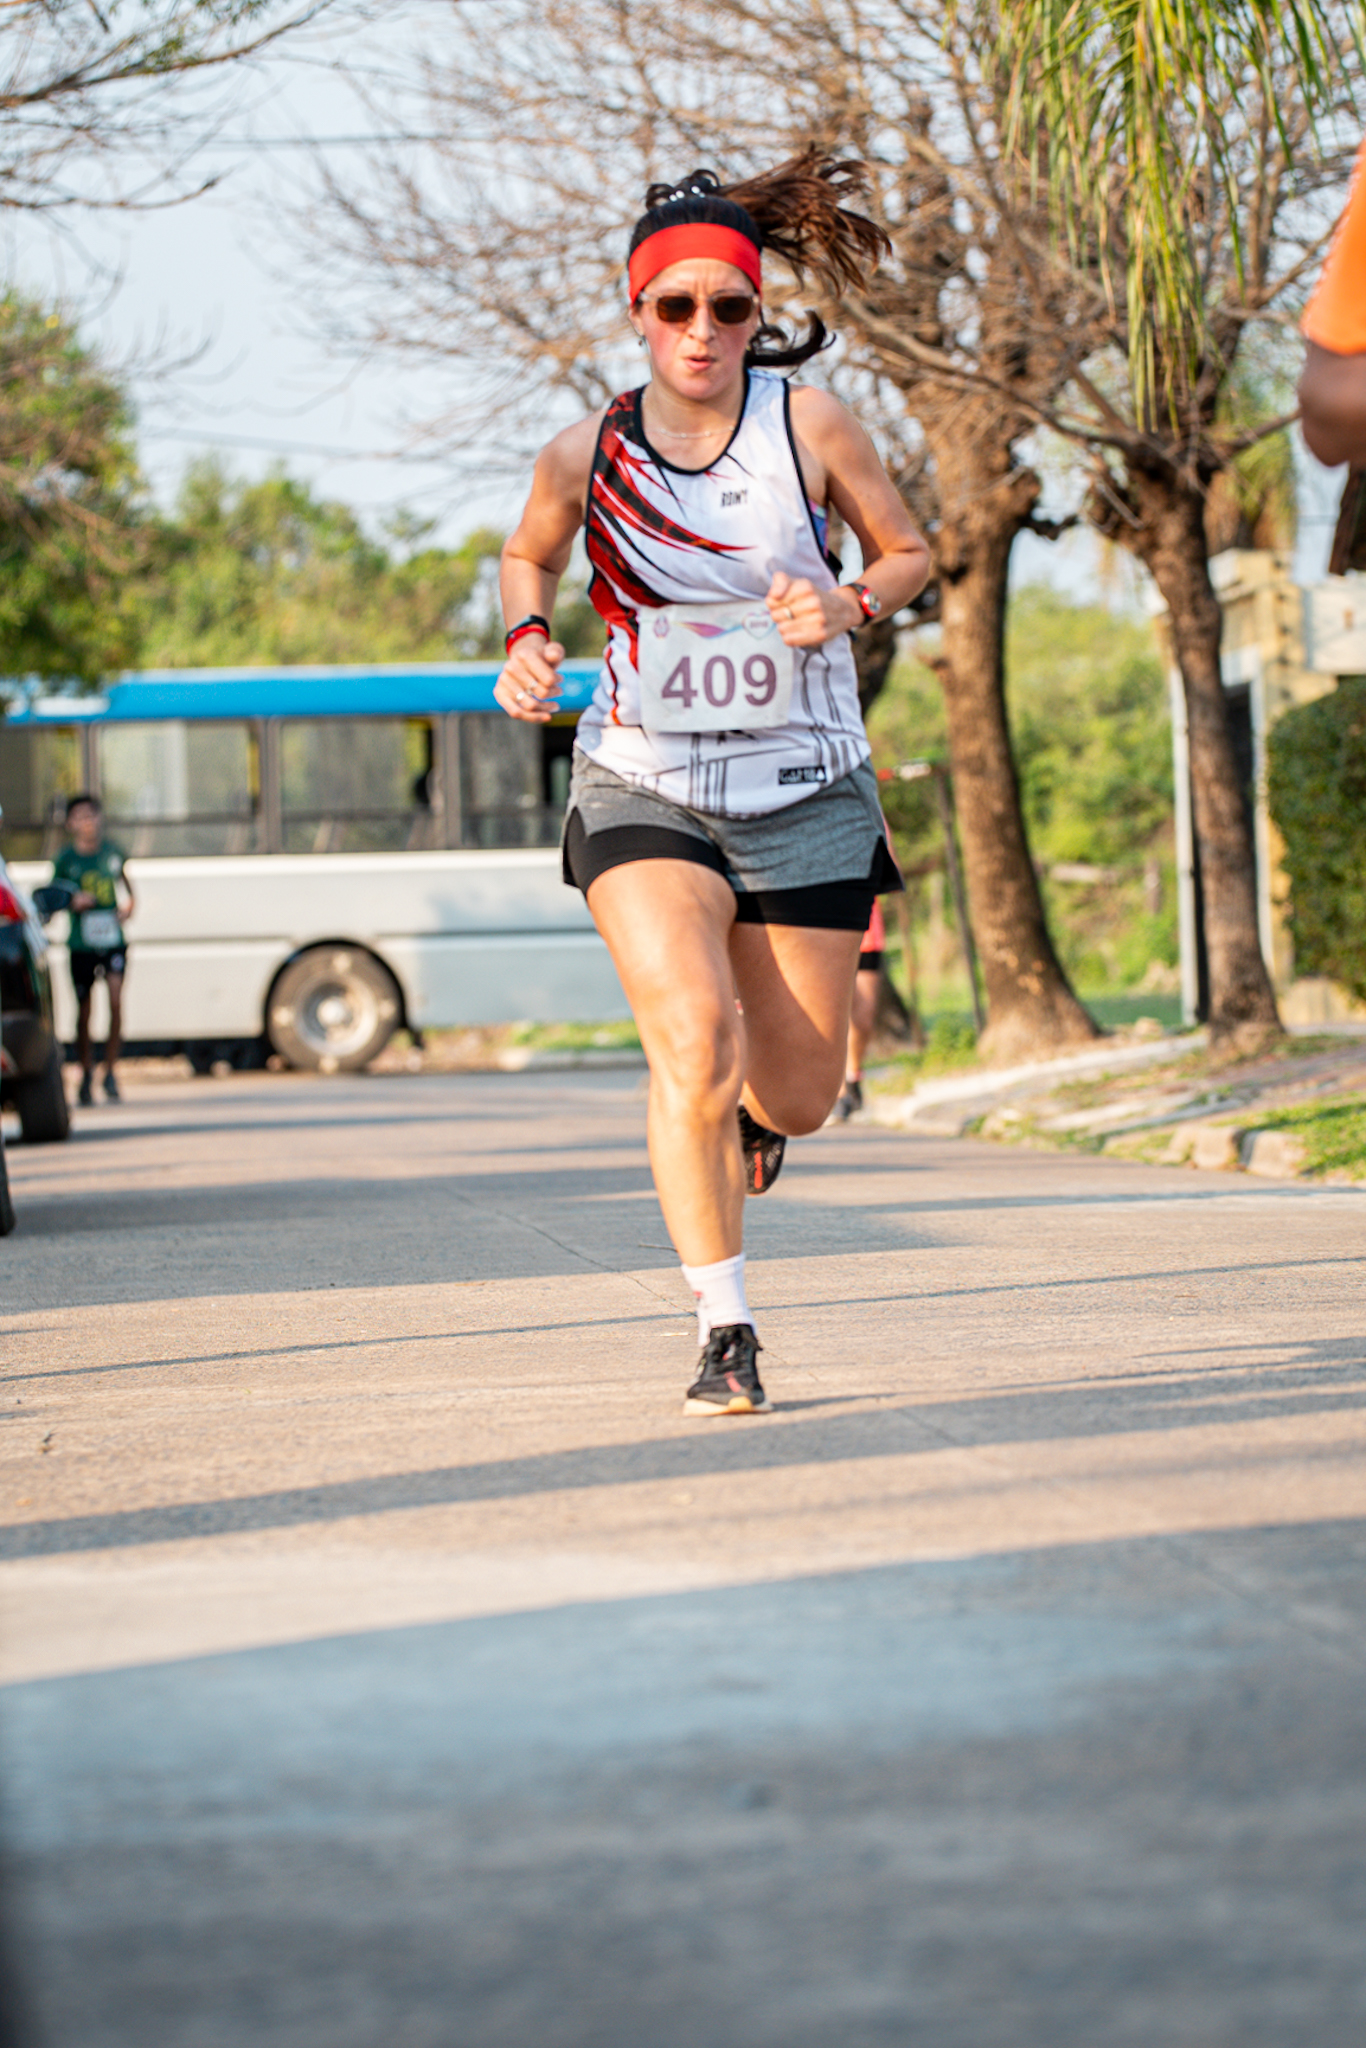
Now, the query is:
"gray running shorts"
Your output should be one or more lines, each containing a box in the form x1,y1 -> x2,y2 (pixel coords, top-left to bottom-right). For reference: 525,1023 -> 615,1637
562,749 -> 902,929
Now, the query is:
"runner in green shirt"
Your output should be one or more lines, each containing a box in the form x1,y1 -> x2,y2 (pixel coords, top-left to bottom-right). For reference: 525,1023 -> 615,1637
52,794 -> 136,1106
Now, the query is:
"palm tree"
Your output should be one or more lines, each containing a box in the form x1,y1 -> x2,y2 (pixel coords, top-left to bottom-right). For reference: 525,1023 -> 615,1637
975,1 -> 1362,416
954,0 -> 1364,1044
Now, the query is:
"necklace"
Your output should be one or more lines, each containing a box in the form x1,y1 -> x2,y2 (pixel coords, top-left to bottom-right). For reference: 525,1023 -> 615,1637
649,422 -> 733,440
643,401 -> 735,441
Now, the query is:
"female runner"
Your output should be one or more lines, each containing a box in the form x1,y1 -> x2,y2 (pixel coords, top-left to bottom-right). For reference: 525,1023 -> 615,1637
495,153 -> 930,1415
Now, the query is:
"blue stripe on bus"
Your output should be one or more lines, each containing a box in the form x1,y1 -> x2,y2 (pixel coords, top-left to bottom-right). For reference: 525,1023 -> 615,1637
2,664 -> 602,724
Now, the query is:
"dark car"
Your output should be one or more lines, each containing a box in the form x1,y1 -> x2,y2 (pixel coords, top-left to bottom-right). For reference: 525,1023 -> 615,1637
0,1056 -> 14,1233
0,850 -> 70,1144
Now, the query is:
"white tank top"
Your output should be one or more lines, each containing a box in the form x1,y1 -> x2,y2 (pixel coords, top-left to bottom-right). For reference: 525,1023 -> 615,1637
577,370 -> 870,817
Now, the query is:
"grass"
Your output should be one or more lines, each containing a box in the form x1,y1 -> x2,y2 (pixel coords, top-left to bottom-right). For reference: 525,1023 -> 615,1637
1080,990 -> 1184,1031
1249,1096 -> 1366,1180
505,1019 -> 643,1053
872,1012 -> 982,1092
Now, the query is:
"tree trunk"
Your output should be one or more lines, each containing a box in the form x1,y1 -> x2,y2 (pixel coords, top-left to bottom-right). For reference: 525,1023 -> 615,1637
931,470 -> 1099,1063
1113,469 -> 1280,1047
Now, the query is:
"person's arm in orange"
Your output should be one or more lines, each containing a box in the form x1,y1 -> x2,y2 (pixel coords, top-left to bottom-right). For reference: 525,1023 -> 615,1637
1299,139 -> 1366,468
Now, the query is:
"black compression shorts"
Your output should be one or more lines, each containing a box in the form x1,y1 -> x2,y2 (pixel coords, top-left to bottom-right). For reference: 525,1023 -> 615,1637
562,811 -> 894,931
69,949 -> 126,993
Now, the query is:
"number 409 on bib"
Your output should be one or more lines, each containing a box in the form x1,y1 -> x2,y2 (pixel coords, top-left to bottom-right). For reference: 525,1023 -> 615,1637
637,600 -> 796,733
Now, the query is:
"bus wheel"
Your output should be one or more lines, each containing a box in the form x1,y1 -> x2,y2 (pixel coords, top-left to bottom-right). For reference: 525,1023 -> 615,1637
267,948 -> 401,1073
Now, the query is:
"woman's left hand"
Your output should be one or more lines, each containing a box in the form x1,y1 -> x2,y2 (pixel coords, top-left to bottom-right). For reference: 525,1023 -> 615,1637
766,572 -> 860,647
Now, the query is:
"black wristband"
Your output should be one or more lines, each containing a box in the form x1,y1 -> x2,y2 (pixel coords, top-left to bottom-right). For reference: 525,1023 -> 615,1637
505,614 -> 551,651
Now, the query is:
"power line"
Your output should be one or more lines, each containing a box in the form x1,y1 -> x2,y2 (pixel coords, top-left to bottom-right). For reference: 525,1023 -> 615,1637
201,134 -> 449,149
140,426 -> 436,461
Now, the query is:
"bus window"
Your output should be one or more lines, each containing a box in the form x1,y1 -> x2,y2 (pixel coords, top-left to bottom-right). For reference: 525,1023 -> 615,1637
0,726 -> 82,857
280,718 -> 435,854
98,723 -> 259,855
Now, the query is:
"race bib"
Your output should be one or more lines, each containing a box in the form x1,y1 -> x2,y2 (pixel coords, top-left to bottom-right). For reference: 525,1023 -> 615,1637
637,600 -> 795,733
80,910 -> 121,949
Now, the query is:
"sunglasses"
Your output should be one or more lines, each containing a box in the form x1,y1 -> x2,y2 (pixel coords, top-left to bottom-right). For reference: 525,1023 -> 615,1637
638,291 -> 758,326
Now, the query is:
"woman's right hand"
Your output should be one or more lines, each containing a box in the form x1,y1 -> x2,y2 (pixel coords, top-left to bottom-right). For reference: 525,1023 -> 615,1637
494,636 -> 565,723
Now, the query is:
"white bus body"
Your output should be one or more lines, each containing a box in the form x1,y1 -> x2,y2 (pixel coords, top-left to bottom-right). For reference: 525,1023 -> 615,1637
10,850 -> 627,1050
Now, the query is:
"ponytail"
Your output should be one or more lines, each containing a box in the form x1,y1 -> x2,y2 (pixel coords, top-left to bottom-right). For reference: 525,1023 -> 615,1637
631,148 -> 888,368
721,149 -> 889,299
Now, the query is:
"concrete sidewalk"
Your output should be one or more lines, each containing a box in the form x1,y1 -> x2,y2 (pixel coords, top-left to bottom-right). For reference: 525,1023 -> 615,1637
2,1070 -> 1364,2046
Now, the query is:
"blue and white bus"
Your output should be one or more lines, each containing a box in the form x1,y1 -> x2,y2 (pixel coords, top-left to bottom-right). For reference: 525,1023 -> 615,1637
0,663 -> 628,1070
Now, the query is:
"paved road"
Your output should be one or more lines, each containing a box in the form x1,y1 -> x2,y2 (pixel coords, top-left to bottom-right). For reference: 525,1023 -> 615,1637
2,1068 -> 1364,2047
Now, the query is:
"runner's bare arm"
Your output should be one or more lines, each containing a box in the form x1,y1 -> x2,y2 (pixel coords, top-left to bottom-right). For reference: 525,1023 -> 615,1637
1299,341 -> 1366,470
770,387 -> 930,649
496,414 -> 602,723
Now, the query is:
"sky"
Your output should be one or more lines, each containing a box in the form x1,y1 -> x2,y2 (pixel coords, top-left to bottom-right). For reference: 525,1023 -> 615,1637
6,8 -> 529,546
4,8 -> 1351,594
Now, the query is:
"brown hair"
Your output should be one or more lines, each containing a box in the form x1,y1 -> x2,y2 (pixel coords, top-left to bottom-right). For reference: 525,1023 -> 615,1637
633,148 -> 888,367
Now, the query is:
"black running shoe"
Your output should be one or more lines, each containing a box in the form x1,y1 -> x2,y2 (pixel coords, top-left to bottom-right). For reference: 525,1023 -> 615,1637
829,1078 -> 863,1123
78,1074 -> 94,1108
738,1103 -> 786,1195
684,1324 -> 771,1415
103,1070 -> 121,1103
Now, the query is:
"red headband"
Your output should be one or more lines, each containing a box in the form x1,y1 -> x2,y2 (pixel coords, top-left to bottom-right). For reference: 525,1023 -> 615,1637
628,224 -> 762,301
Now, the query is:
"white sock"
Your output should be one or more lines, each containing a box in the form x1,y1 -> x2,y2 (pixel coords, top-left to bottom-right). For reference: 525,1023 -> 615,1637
680,1253 -> 753,1343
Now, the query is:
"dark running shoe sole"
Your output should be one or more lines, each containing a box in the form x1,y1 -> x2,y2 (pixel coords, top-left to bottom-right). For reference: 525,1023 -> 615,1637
683,1323 -> 772,1416
738,1104 -> 786,1195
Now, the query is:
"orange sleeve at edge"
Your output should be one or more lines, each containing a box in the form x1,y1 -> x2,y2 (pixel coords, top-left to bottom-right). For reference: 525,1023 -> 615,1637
1303,137 -> 1366,356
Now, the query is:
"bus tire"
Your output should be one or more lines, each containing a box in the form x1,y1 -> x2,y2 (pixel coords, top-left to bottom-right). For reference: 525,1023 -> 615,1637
0,1131 -> 15,1236
14,1045 -> 71,1144
267,947 -> 402,1074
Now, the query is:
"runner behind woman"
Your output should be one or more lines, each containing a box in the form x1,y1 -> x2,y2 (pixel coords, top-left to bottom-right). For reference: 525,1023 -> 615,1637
830,898 -> 885,1122
496,153 -> 930,1414
52,794 -> 135,1107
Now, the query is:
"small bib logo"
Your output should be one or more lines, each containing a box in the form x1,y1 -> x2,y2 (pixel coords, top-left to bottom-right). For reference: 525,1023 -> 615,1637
721,489 -> 748,506
778,766 -> 827,784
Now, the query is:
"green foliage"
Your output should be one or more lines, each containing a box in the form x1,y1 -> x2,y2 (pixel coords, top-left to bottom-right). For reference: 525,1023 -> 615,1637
867,585 -> 1175,993
1007,587 -> 1172,866
134,461 -> 503,666
1267,677 -> 1366,1002
134,460 -> 605,667
0,293 -> 146,687
863,651 -> 946,878
964,0 -> 1364,414
1206,353 -> 1299,552
872,1012 -> 982,1092
1254,1096 -> 1366,1179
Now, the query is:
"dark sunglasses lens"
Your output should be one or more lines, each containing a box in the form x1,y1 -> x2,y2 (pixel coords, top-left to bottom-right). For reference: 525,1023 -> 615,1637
713,295 -> 755,324
653,295 -> 696,324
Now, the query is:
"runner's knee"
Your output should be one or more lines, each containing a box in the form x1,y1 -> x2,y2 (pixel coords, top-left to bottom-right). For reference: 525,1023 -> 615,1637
648,1004 -> 744,1115
750,1054 -> 845,1136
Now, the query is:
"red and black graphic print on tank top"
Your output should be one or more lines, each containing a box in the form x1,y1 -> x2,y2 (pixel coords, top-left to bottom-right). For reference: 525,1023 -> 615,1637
577,370 -> 868,818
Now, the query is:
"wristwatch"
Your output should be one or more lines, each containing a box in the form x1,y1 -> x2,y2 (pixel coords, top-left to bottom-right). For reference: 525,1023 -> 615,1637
844,583 -> 883,625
